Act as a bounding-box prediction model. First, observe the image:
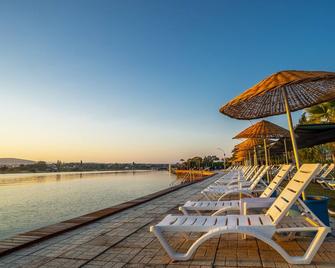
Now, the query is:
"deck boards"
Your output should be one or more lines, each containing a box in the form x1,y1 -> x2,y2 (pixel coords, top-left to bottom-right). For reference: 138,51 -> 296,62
0,173 -> 334,267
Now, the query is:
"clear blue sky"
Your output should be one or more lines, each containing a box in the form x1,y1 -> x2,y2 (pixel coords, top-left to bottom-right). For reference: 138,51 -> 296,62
0,0 -> 335,163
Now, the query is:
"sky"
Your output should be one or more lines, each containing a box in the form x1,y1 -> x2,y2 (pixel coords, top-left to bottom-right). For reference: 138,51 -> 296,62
0,0 -> 335,163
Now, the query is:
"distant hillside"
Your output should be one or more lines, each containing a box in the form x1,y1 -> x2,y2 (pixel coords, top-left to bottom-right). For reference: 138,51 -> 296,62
0,158 -> 36,167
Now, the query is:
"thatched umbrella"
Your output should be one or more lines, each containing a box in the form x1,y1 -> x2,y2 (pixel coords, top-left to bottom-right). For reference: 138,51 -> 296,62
220,70 -> 335,198
234,120 -> 291,165
233,156 -> 245,165
235,150 -> 253,165
234,138 -> 261,166
234,150 -> 248,159
234,138 -> 263,165
231,147 -> 246,164
233,150 -> 250,165
234,138 -> 263,151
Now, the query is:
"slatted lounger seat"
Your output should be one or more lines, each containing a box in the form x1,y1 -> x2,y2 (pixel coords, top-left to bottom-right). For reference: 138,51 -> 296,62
202,166 -> 269,201
209,166 -> 266,191
215,165 -> 259,185
181,165 -> 292,216
211,165 -> 266,189
217,165 -> 266,186
150,164 -> 330,264
218,165 -> 255,180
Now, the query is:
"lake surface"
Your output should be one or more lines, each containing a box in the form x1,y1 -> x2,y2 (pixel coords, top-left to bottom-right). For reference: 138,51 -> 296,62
0,170 -> 178,240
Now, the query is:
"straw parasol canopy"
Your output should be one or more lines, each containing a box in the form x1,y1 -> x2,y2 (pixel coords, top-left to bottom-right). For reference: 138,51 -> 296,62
234,150 -> 248,157
220,70 -> 335,198
232,156 -> 245,164
220,70 -> 335,120
234,120 -> 291,165
234,138 -> 263,151
234,120 -> 290,139
232,151 -> 248,164
232,149 -> 246,156
233,138 -> 263,166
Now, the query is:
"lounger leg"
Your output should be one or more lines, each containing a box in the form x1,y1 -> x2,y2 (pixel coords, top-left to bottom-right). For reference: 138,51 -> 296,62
151,226 -> 329,264
274,227 -> 329,264
150,227 -> 183,260
297,227 -> 329,264
150,226 -> 226,261
241,202 -> 247,239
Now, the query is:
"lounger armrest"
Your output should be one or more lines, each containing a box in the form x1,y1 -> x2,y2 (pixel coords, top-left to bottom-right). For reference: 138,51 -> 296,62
226,179 -> 244,186
252,187 -> 265,191
227,182 -> 251,189
218,189 -> 254,200
211,206 -> 240,216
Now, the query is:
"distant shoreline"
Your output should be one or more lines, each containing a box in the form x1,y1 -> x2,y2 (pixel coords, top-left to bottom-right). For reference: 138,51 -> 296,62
0,169 -> 157,178
0,161 -> 169,175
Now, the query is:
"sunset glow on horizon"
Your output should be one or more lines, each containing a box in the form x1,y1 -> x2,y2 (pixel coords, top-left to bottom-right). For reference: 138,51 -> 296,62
1,1 -> 335,163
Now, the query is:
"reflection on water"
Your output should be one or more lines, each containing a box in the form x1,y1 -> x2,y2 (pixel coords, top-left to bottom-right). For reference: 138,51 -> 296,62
0,170 -> 150,185
0,170 -> 177,240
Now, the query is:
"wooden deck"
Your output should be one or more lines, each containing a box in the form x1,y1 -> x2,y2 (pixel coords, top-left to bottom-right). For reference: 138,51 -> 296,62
0,173 -> 335,267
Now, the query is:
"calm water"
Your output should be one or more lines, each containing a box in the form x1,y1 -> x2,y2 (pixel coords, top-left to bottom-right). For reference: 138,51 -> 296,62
0,170 -> 177,240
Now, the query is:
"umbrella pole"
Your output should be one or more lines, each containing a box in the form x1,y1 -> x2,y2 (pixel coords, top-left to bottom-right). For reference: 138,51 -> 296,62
263,139 -> 269,183
284,138 -> 289,164
282,88 -> 305,199
248,151 -> 251,166
254,146 -> 257,166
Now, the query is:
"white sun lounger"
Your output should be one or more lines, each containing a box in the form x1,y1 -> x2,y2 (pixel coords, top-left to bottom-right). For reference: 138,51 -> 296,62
243,165 -> 257,178
214,166 -> 259,185
214,165 -> 265,186
180,164 -> 293,216
318,164 -> 334,178
217,165 -> 255,183
202,166 -> 269,200
316,164 -> 335,189
217,169 -> 241,181
206,166 -> 268,195
151,164 -> 329,264
232,165 -> 257,181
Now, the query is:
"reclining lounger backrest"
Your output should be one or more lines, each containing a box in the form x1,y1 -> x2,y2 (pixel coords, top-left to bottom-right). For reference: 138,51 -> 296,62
266,164 -> 321,225
260,164 -> 292,198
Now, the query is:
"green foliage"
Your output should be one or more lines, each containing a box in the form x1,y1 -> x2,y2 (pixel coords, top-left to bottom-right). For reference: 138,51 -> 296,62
56,160 -> 62,171
298,101 -> 335,163
176,155 -> 226,170
298,145 -> 331,163
304,101 -> 335,123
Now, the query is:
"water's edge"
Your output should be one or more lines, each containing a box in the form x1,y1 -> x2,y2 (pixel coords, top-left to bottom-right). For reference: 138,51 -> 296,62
0,170 -> 177,239
0,173 -> 215,257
